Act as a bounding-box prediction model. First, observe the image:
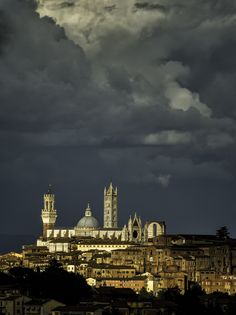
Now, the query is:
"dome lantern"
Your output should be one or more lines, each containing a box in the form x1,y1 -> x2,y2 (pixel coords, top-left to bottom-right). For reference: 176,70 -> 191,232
76,203 -> 99,229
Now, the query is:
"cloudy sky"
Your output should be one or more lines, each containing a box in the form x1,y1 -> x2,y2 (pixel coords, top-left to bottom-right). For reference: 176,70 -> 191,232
1,0 -> 236,248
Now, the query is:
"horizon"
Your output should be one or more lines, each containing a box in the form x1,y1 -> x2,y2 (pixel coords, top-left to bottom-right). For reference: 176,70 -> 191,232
1,0 -> 236,250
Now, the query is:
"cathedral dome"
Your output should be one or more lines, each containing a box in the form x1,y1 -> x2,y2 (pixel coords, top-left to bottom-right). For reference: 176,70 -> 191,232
76,204 -> 99,229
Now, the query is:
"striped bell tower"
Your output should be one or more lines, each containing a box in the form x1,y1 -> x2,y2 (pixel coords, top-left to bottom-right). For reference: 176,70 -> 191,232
104,182 -> 118,228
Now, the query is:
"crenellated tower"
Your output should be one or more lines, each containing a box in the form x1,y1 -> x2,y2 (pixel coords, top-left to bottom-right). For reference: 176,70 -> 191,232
41,185 -> 57,239
104,182 -> 118,228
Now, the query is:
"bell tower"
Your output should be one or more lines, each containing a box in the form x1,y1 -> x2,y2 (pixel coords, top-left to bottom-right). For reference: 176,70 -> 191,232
104,182 -> 118,228
41,185 -> 57,239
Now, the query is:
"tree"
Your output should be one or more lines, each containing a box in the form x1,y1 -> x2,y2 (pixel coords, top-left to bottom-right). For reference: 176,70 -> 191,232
37,261 -> 92,304
186,282 -> 206,297
0,271 -> 14,285
138,287 -> 157,301
8,267 -> 36,296
9,263 -> 92,304
216,226 -> 230,239
157,286 -> 181,303
9,267 -> 34,282
45,258 -> 63,271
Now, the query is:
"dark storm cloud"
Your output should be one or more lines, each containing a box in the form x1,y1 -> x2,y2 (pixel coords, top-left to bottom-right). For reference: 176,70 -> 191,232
1,0 -> 236,239
1,0 -> 236,176
0,8 -> 11,56
33,0 -> 236,180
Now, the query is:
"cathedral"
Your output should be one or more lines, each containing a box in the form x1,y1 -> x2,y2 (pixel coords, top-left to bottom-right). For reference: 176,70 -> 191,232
37,183 -> 166,247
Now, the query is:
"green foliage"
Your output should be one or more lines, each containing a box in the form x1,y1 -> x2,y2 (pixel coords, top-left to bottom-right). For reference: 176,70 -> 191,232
186,282 -> 206,297
9,266 -> 34,280
35,266 -> 91,304
158,286 -> 181,303
216,226 -> 230,239
182,283 -> 207,315
138,287 -> 157,301
209,291 -> 229,298
8,261 -> 92,304
155,284 -> 236,315
157,285 -> 207,315
45,258 -> 63,271
0,271 -> 14,284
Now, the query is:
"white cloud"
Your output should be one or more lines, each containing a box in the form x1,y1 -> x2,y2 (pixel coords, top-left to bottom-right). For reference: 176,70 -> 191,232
144,130 -> 192,145
165,81 -> 212,117
157,174 -> 171,187
0,0 -> 235,186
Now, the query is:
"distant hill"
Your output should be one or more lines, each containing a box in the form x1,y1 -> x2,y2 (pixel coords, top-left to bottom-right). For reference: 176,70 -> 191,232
0,234 -> 37,254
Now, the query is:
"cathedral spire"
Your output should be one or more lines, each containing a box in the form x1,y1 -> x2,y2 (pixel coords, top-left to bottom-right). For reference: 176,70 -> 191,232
104,182 -> 118,228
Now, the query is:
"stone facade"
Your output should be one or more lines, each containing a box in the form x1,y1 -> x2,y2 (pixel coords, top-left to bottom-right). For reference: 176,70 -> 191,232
104,183 -> 118,228
21,233 -> 236,295
41,186 -> 57,239
37,183 -> 166,248
200,275 -> 236,294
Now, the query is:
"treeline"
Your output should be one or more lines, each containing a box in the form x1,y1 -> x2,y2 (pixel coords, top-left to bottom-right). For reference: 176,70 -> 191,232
140,284 -> 236,315
0,259 -> 92,304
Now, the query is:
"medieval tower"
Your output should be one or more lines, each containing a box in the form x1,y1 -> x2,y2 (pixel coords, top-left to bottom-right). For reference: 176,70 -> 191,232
104,182 -> 118,228
41,185 -> 57,238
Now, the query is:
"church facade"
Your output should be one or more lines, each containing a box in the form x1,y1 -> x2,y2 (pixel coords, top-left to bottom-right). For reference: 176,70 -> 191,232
37,183 -> 166,247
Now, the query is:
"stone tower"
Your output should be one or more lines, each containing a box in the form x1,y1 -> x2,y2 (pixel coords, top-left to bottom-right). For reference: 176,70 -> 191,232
41,185 -> 57,239
104,183 -> 118,228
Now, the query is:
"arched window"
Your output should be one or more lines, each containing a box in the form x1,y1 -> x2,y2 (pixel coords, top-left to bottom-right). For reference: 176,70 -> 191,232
153,223 -> 157,237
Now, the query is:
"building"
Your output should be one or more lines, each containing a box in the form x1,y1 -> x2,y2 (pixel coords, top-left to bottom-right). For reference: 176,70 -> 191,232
24,299 -> 65,315
37,183 -> 166,250
0,295 -> 31,315
97,275 -> 148,293
52,305 -> 107,315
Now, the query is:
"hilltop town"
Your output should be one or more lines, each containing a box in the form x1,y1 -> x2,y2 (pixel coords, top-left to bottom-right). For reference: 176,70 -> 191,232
1,184 -> 236,314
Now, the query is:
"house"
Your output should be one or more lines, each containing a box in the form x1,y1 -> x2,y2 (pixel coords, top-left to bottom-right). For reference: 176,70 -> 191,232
24,299 -> 65,315
0,295 -> 31,315
52,304 -> 108,315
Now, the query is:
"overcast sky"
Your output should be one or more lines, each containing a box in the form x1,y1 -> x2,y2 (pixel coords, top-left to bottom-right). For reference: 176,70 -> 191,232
1,0 -> 236,247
